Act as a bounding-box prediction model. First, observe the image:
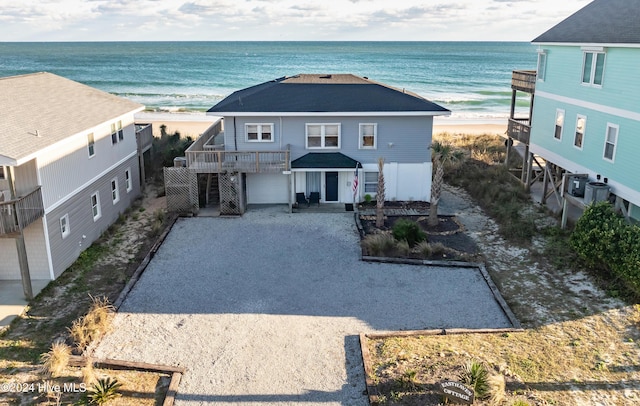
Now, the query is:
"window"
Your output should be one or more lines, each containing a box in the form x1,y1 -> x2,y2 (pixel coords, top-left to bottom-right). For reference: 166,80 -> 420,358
245,123 -> 273,142
87,133 -> 95,157
91,192 -> 101,221
111,178 -> 119,204
603,124 -> 618,161
364,172 -> 378,194
0,166 -> 5,180
60,214 -> 70,239
359,123 -> 377,149
125,168 -> 132,192
306,124 -> 340,149
574,115 -> 586,149
582,51 -> 605,86
537,51 -> 547,81
554,109 -> 564,140
117,121 -> 124,142
111,123 -> 118,145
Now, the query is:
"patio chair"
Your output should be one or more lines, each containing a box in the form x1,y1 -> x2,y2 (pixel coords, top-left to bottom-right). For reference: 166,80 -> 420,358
296,192 -> 309,207
309,192 -> 320,206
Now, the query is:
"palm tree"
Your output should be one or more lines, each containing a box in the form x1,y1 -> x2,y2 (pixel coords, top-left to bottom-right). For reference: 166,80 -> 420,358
429,141 -> 464,227
376,157 -> 386,227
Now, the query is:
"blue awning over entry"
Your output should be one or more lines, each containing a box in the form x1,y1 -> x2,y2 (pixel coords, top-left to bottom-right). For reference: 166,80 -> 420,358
291,153 -> 362,169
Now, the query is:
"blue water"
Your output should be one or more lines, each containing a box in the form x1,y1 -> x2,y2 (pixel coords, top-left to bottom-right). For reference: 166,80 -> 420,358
0,41 -> 537,119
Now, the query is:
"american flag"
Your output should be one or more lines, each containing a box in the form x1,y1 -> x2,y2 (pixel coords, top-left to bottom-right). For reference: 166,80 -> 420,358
352,167 -> 359,199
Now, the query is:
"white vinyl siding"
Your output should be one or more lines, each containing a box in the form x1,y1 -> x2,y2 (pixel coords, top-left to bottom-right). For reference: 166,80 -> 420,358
125,168 -> 132,192
364,172 -> 378,194
306,124 -> 340,149
603,124 -> 618,162
359,123 -> 377,149
60,214 -> 70,239
581,51 -> 605,87
111,178 -> 119,204
574,115 -> 586,149
246,123 -> 273,142
91,192 -> 101,221
554,109 -> 564,140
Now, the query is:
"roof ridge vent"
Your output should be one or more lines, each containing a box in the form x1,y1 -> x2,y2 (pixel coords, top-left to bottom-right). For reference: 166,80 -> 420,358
319,74 -> 332,79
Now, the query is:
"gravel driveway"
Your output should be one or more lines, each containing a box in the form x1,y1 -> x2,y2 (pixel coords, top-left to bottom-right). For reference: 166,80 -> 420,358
95,206 -> 512,405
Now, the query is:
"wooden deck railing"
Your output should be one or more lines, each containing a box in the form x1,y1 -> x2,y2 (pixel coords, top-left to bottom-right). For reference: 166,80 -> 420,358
511,70 -> 537,93
0,187 -> 44,237
186,150 -> 290,173
135,123 -> 153,153
508,118 -> 531,144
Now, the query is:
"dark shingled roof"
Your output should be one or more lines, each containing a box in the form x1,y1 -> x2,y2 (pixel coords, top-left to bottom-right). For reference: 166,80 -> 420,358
533,0 -> 640,44
208,74 -> 449,114
291,153 -> 362,169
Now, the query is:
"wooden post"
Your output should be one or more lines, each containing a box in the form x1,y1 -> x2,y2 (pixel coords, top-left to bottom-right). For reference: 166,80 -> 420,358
561,197 -> 569,229
541,163 -> 550,204
510,89 -> 516,119
16,234 -> 33,299
255,152 -> 260,173
525,151 -> 533,192
521,145 -> 529,184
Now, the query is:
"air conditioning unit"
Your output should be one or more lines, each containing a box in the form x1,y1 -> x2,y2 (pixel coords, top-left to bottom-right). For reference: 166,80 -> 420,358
584,182 -> 610,203
173,157 -> 187,168
567,175 -> 588,197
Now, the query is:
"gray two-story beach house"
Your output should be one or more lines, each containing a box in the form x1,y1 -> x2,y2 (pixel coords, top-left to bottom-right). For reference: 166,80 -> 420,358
183,74 -> 449,214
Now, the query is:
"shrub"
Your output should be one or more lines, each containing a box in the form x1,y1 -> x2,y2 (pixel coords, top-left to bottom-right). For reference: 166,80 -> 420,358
459,360 -> 489,399
430,242 -> 448,256
511,401 -> 531,406
392,219 -> 426,247
363,234 -> 397,257
416,241 -> 433,259
364,194 -> 372,204
487,373 -> 506,405
39,341 -> 71,377
571,202 -> 640,295
87,377 -> 121,405
68,296 -> 114,353
396,240 -> 410,257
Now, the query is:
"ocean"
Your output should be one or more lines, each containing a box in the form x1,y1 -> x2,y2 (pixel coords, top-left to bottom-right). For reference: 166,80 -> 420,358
0,41 -> 537,121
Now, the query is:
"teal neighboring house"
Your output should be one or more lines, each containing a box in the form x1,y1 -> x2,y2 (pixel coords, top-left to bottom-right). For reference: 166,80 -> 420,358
529,0 -> 640,222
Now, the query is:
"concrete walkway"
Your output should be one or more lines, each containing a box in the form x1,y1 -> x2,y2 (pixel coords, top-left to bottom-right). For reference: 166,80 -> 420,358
0,280 -> 49,328
95,207 -> 513,406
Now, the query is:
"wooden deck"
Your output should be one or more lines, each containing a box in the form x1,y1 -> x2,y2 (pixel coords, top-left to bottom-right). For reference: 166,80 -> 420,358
511,70 -> 536,93
0,187 -> 44,238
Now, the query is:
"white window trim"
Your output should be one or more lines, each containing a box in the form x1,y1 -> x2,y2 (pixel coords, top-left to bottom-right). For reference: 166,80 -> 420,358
111,177 -> 120,204
581,51 -> 605,87
305,123 -> 341,149
574,114 -> 587,150
60,214 -> 70,239
359,123 -> 377,149
125,168 -> 132,192
91,192 -> 102,222
87,133 -> 95,158
537,51 -> 547,82
111,123 -> 118,145
117,120 -> 124,142
245,123 -> 274,142
603,123 -> 619,162
363,171 -> 378,195
554,109 -> 564,141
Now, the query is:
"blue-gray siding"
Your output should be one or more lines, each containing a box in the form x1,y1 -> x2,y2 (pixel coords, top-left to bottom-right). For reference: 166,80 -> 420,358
223,115 -> 433,164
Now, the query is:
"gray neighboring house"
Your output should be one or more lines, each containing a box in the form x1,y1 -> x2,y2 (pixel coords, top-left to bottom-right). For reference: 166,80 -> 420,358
0,72 -> 148,299
184,74 -> 449,214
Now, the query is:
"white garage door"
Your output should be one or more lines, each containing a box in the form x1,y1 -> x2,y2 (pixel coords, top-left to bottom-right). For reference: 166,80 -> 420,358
246,173 -> 289,204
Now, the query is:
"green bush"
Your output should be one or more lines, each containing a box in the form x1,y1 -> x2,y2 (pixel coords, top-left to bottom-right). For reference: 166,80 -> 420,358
571,202 -> 640,294
459,360 -> 489,399
392,219 -> 426,247
364,194 -> 373,203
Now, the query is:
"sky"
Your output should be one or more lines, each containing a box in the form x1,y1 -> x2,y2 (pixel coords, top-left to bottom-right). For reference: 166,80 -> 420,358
0,0 -> 592,42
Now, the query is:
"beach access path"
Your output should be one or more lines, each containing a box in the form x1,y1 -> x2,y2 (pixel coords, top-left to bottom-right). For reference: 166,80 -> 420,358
94,207 -> 512,405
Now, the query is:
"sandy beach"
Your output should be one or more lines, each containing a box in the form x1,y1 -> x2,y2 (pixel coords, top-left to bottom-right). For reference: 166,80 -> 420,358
134,112 -> 508,139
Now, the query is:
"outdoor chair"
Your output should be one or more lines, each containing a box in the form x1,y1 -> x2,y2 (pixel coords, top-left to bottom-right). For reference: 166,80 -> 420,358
309,192 -> 320,206
296,192 -> 309,207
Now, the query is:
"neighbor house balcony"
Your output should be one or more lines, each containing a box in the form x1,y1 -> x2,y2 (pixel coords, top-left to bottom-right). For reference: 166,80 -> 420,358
507,118 -> 531,145
0,187 -> 45,237
511,70 -> 536,93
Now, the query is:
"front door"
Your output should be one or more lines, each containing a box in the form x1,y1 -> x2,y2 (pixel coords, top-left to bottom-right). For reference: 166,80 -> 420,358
325,172 -> 339,202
